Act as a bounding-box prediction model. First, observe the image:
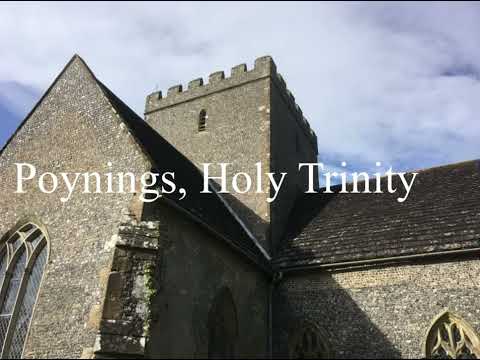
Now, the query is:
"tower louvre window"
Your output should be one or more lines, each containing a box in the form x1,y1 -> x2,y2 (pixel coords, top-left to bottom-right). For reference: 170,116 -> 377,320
0,222 -> 49,358
199,110 -> 207,132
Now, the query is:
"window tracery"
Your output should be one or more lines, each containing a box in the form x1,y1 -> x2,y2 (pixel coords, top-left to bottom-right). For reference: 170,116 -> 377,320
289,320 -> 331,359
0,222 -> 49,358
425,311 -> 480,359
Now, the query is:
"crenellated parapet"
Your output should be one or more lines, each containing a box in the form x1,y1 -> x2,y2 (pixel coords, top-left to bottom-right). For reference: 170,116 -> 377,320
145,56 -> 275,113
144,56 -> 317,148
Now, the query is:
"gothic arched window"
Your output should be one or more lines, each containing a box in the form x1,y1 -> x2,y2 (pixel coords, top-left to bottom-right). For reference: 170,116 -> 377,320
289,320 -> 331,359
198,110 -> 207,132
424,311 -> 480,359
208,287 -> 238,359
0,222 -> 49,359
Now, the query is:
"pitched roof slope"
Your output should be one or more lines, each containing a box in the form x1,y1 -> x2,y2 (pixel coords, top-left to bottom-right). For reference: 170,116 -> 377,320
2,54 -> 269,270
85,61 -> 269,269
273,160 -> 480,269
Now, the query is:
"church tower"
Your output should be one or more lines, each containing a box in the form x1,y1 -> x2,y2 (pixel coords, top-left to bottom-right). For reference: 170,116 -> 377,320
145,56 -> 318,254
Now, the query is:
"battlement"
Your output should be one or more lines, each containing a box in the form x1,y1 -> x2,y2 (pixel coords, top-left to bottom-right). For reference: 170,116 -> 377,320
145,56 -> 317,148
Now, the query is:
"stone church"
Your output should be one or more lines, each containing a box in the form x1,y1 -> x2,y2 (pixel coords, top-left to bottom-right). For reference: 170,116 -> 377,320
0,54 -> 479,359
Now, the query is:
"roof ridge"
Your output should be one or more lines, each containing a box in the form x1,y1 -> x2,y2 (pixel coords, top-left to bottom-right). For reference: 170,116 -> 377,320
413,158 -> 480,174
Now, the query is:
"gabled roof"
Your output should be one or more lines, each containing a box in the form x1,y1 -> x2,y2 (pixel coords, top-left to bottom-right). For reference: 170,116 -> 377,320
82,58 -> 271,271
273,160 -> 480,270
2,55 -> 270,272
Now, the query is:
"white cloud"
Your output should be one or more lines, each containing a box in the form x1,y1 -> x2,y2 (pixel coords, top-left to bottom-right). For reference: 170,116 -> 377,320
0,2 -> 478,171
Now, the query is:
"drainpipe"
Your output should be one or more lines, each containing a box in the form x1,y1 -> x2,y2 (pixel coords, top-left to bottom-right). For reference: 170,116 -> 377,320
268,271 -> 283,358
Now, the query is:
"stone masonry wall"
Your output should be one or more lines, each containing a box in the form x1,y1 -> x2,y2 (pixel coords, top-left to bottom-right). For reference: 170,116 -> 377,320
143,202 -> 270,358
145,57 -> 274,251
273,257 -> 480,358
0,57 -> 152,358
145,56 -> 318,254
93,214 -> 165,358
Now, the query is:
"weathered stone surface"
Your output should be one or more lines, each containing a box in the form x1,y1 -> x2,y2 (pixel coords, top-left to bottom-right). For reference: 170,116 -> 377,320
145,56 -> 318,253
273,259 -> 480,358
143,202 -> 270,358
94,333 -> 146,356
94,216 -> 162,358
0,56 -> 152,358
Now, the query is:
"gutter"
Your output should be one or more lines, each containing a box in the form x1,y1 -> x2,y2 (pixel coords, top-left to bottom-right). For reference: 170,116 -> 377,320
268,271 -> 283,358
275,247 -> 480,274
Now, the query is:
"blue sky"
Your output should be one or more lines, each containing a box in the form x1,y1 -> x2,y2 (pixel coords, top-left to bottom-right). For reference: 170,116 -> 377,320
0,81 -> 39,146
0,2 -> 479,175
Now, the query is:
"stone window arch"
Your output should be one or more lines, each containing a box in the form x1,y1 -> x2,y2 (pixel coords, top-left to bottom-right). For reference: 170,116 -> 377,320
424,310 -> 480,359
208,286 -> 238,359
198,109 -> 207,132
0,221 -> 49,358
289,320 -> 331,359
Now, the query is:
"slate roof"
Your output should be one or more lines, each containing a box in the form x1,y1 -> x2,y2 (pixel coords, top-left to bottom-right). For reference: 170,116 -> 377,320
273,160 -> 480,270
81,57 -> 270,270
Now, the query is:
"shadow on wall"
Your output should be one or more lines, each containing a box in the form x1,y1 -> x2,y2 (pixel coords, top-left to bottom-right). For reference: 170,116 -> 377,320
272,272 -> 402,359
138,198 -> 270,359
272,193 -> 402,359
141,181 -> 270,250
139,177 -> 402,358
